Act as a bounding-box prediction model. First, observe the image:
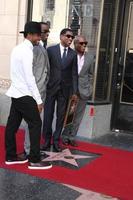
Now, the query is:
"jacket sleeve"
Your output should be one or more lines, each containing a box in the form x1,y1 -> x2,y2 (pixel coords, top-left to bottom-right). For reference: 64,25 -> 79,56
33,45 -> 50,103
88,55 -> 95,87
21,47 -> 42,104
72,53 -> 78,95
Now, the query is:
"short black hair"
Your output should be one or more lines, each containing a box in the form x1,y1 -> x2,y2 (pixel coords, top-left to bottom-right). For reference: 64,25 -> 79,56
40,22 -> 48,25
40,21 -> 50,28
60,28 -> 73,36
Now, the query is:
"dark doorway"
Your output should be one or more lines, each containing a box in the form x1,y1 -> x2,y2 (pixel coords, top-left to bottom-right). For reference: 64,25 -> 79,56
112,0 -> 133,132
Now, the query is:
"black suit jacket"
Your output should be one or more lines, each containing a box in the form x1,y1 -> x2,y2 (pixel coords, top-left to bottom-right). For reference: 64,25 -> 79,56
46,44 -> 78,98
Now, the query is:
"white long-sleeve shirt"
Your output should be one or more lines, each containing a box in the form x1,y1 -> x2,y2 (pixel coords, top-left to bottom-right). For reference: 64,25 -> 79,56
6,39 -> 42,105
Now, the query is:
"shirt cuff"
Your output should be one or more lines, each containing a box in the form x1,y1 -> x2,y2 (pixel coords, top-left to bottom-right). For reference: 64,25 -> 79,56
36,98 -> 43,105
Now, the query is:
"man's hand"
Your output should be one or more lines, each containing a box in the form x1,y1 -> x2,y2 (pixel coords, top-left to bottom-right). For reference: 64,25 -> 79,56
37,103 -> 43,113
71,94 -> 78,102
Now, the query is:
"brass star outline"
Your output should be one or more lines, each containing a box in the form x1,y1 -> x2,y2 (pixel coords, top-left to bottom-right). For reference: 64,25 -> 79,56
42,148 -> 93,167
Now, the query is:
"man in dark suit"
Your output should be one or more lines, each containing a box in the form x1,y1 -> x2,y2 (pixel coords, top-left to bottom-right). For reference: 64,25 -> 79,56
41,28 -> 78,152
62,35 -> 94,147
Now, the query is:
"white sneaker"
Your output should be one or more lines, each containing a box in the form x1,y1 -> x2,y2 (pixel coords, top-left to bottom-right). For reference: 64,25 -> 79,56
5,157 -> 28,165
28,161 -> 52,170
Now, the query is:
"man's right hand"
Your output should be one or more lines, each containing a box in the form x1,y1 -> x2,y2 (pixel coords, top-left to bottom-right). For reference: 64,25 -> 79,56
37,103 -> 43,113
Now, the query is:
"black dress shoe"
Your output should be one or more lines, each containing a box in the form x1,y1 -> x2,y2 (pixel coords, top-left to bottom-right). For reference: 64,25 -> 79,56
69,140 -> 78,147
62,139 -> 69,146
40,153 -> 49,160
40,142 -> 51,152
53,144 -> 62,152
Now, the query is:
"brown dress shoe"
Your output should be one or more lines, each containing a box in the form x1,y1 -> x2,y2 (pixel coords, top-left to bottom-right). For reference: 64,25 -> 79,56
62,139 -> 69,146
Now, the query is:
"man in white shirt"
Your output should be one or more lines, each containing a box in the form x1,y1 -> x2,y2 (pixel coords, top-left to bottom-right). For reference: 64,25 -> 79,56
5,21 -> 52,170
62,35 -> 94,147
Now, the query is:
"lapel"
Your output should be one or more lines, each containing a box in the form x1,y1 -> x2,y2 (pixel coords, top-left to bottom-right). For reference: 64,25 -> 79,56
54,45 -> 72,69
79,52 -> 89,75
38,44 -> 50,72
39,44 -> 46,55
56,44 -> 63,67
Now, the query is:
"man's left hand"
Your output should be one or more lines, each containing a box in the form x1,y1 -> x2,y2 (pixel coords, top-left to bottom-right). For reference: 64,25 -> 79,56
71,94 -> 78,102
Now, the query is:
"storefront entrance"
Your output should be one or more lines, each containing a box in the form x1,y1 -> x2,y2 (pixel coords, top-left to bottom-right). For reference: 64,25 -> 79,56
112,0 -> 133,132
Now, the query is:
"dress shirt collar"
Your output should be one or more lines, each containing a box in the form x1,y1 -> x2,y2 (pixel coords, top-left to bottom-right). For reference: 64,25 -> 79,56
39,40 -> 44,47
60,43 -> 68,57
24,39 -> 33,50
60,43 -> 68,51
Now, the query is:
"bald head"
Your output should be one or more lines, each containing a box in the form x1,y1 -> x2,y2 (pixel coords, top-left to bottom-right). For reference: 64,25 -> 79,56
74,35 -> 88,55
74,35 -> 87,45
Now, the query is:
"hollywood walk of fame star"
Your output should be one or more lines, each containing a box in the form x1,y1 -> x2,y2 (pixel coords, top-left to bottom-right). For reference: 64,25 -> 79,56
42,148 -> 93,167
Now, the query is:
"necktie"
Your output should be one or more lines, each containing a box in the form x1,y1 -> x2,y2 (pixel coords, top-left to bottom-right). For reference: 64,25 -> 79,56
62,48 -> 67,64
43,41 -> 47,49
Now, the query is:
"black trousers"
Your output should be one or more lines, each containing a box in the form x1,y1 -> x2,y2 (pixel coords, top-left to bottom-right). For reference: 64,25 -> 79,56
5,96 -> 42,163
43,90 -> 68,145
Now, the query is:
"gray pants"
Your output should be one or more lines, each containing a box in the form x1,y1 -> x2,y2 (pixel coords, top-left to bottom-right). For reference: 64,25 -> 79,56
62,98 -> 87,141
24,110 -> 44,155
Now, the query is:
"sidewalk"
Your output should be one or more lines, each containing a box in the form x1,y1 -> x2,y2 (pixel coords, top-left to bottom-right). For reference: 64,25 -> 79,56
0,125 -> 131,199
0,86 -> 132,199
83,130 -> 133,152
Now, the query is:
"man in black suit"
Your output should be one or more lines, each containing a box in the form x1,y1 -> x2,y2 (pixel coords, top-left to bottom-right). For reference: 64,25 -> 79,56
41,28 -> 78,152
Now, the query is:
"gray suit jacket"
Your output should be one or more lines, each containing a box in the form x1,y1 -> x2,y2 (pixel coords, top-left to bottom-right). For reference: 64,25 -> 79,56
33,44 -> 50,103
78,52 -> 94,100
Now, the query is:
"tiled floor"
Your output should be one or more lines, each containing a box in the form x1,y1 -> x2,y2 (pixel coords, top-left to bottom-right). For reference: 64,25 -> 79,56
0,168 -> 118,200
85,130 -> 133,152
0,168 -> 80,200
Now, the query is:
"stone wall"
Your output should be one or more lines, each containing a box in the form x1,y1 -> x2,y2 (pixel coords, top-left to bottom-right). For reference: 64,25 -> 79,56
0,0 -> 27,79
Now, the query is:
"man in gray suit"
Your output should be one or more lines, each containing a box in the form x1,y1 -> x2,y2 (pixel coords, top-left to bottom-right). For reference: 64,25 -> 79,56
62,35 -> 94,147
24,22 -> 50,156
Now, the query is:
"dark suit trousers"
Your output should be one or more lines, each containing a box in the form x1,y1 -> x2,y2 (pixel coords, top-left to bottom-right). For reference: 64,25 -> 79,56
5,96 -> 42,163
43,89 -> 68,145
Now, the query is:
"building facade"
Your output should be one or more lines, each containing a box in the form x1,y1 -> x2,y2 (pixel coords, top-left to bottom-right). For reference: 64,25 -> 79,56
0,0 -> 133,138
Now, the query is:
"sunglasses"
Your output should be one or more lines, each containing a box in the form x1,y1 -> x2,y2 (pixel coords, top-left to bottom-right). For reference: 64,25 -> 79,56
64,34 -> 74,39
79,42 -> 88,46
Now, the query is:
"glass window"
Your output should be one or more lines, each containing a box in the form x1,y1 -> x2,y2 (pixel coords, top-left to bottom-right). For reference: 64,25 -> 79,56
120,3 -> 133,104
94,0 -> 117,102
46,0 -> 55,11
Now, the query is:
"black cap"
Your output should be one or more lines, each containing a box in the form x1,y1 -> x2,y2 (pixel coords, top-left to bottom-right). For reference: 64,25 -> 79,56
20,21 -> 41,34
